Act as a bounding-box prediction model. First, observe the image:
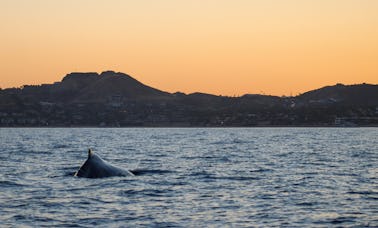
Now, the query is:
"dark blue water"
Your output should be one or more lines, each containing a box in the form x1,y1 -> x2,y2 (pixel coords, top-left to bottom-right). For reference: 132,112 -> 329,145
0,128 -> 377,227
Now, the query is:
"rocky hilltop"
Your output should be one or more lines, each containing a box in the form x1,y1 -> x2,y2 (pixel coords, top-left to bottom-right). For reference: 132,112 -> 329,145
0,71 -> 377,127
13,71 -> 170,103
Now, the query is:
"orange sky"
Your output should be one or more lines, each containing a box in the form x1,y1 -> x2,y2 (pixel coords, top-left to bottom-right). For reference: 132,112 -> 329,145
1,0 -> 377,96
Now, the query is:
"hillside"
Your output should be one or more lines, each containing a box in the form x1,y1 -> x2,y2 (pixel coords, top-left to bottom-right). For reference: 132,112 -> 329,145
0,72 -> 377,127
66,71 -> 171,103
8,71 -> 171,103
297,83 -> 378,106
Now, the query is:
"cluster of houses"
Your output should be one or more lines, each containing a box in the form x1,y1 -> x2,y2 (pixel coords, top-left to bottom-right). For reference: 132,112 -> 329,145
1,97 -> 377,127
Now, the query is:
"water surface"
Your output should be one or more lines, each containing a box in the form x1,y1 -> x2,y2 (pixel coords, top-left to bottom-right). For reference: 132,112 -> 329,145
0,128 -> 377,227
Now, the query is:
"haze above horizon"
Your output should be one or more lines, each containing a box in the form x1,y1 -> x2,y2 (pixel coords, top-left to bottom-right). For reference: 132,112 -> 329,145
1,0 -> 377,96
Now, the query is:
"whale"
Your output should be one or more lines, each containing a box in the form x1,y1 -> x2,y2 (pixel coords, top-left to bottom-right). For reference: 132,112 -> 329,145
74,149 -> 134,178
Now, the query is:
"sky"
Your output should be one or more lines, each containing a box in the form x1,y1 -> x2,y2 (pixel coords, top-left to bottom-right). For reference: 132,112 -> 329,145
0,0 -> 377,96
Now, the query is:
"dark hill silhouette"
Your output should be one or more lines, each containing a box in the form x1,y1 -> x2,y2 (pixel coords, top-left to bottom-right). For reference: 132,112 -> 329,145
297,83 -> 378,106
1,72 -> 376,106
61,72 -> 99,90
70,71 -> 171,103
0,71 -> 377,127
50,72 -> 101,102
39,71 -> 171,103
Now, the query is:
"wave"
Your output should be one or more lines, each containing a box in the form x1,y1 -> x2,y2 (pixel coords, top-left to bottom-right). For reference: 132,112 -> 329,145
129,169 -> 174,176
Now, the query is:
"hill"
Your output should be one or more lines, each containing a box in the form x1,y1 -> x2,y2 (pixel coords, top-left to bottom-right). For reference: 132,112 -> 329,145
0,72 -> 377,127
2,71 -> 170,103
297,83 -> 378,106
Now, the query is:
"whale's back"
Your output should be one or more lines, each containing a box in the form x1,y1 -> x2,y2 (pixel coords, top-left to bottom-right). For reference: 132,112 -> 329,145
75,150 -> 133,178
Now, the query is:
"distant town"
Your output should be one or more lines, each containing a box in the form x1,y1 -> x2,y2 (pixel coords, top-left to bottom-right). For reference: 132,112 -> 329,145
1,71 -> 377,127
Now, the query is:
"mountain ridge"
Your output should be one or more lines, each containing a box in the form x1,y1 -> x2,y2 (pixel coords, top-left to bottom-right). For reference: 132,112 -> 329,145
3,71 -> 377,101
0,71 -> 377,127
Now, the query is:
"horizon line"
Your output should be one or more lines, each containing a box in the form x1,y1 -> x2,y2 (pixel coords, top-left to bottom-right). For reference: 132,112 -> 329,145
1,70 -> 376,98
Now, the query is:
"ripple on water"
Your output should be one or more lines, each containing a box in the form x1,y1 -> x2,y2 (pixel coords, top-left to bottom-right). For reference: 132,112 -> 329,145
0,128 -> 377,227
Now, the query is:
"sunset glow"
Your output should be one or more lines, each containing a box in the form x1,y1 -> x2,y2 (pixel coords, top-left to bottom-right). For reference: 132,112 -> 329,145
1,0 -> 377,96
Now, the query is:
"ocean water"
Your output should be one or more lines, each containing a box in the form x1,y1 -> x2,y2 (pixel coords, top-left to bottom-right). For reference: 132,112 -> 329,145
0,128 -> 377,227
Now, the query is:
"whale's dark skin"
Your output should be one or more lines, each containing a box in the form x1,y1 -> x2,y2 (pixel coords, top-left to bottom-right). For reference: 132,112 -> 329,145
74,149 -> 134,178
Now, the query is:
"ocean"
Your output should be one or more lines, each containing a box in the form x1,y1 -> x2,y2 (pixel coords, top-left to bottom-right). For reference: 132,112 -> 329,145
0,128 -> 377,227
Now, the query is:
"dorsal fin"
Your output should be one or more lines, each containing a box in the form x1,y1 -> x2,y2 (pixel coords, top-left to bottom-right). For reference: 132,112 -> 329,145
88,149 -> 93,158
